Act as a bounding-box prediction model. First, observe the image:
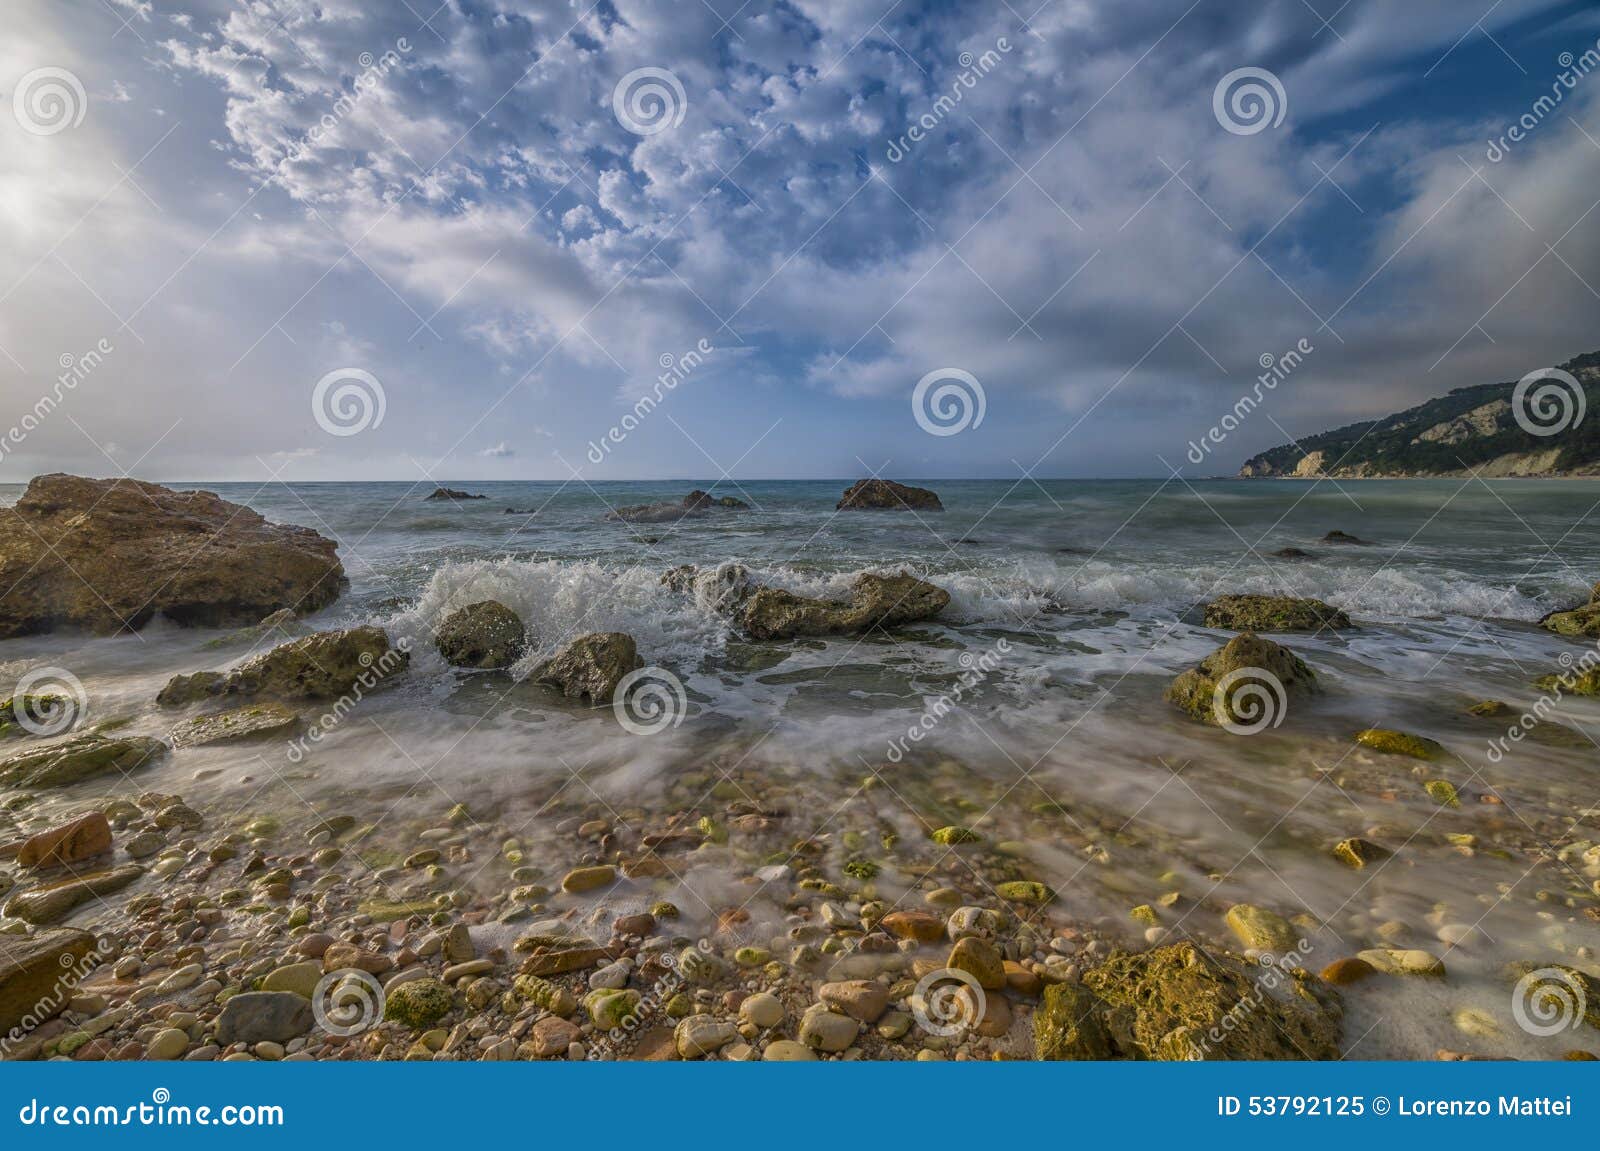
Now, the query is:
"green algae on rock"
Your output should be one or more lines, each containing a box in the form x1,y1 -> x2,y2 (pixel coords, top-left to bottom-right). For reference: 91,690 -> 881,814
738,571 -> 949,641
1037,942 -> 1343,1060
158,627 -> 408,705
995,880 -> 1055,905
1423,779 -> 1461,807
931,825 -> 981,845
1201,594 -> 1352,633
384,978 -> 455,1029
1166,632 -> 1316,728
170,703 -> 299,749
1354,728 -> 1444,760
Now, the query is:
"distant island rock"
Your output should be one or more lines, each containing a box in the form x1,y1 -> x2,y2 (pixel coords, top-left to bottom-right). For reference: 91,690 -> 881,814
1239,350 -> 1600,479
0,474 -> 345,639
425,487 -> 486,501
684,489 -> 749,510
836,478 -> 943,511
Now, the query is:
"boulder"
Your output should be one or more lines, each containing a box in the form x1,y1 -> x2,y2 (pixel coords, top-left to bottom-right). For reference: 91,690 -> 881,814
1165,632 -> 1316,727
435,601 -> 526,670
1201,594 -> 1352,632
836,478 -> 943,511
0,473 -> 344,638
425,488 -> 485,501
0,927 -> 98,1033
16,812 -> 113,868
0,735 -> 165,789
662,563 -> 756,615
532,633 -> 643,703
1056,942 -> 1343,1060
739,572 -> 950,640
157,627 -> 408,705
169,703 -> 299,748
215,991 -> 315,1044
3,865 -> 144,924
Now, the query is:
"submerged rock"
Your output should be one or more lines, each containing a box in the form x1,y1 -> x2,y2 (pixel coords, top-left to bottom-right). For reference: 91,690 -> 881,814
606,502 -> 700,524
1321,530 -> 1371,545
1354,728 -> 1443,760
4,864 -> 144,924
1332,837 -> 1390,869
1165,632 -> 1316,727
739,571 -> 950,640
0,734 -> 165,789
169,703 -> 299,748
836,478 -> 943,511
158,626 -> 408,705
435,600 -> 526,670
0,473 -> 344,638
1062,942 -> 1342,1060
1201,594 -> 1352,632
533,633 -> 643,703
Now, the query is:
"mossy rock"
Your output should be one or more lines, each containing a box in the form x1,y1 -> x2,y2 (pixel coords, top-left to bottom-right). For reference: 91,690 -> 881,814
931,826 -> 981,845
1354,729 -> 1443,760
1074,942 -> 1341,1060
995,880 -> 1055,905
1538,584 -> 1600,638
1166,633 -> 1316,728
1332,838 -> 1390,869
435,600 -> 526,670
1034,983 -> 1116,1059
1534,667 -> 1600,696
1423,780 -> 1460,808
383,978 -> 454,1029
1201,594 -> 1352,633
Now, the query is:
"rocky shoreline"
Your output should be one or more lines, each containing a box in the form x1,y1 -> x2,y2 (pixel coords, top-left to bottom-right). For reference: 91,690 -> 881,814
1,477 -> 1598,1062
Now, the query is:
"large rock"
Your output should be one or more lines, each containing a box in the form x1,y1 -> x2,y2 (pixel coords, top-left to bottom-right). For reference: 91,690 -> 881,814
533,633 -> 643,702
0,735 -> 165,789
1035,942 -> 1342,1060
0,927 -> 98,1033
1539,581 -> 1600,638
3,864 -> 144,924
0,474 -> 344,638
739,572 -> 950,640
1201,594 -> 1351,633
661,563 -> 756,615
16,812 -> 112,868
215,991 -> 315,1044
435,601 -> 526,670
158,627 -> 408,705
1166,632 -> 1316,727
836,478 -> 943,511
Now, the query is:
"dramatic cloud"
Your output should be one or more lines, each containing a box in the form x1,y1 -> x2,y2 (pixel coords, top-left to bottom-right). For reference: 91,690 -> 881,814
1,0 -> 1597,481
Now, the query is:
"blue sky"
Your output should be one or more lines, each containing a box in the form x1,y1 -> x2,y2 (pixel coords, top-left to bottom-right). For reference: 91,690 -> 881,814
3,0 -> 1599,482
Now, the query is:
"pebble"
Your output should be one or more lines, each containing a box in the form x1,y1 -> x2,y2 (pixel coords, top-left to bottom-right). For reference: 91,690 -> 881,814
675,1015 -> 738,1058
147,1028 -> 190,1060
740,992 -> 784,1029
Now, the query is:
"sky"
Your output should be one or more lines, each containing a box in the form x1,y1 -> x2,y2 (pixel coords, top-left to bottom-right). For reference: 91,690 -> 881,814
1,0 -> 1598,483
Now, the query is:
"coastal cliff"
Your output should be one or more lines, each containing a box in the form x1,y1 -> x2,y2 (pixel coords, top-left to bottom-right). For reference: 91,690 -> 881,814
1239,350 -> 1600,478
